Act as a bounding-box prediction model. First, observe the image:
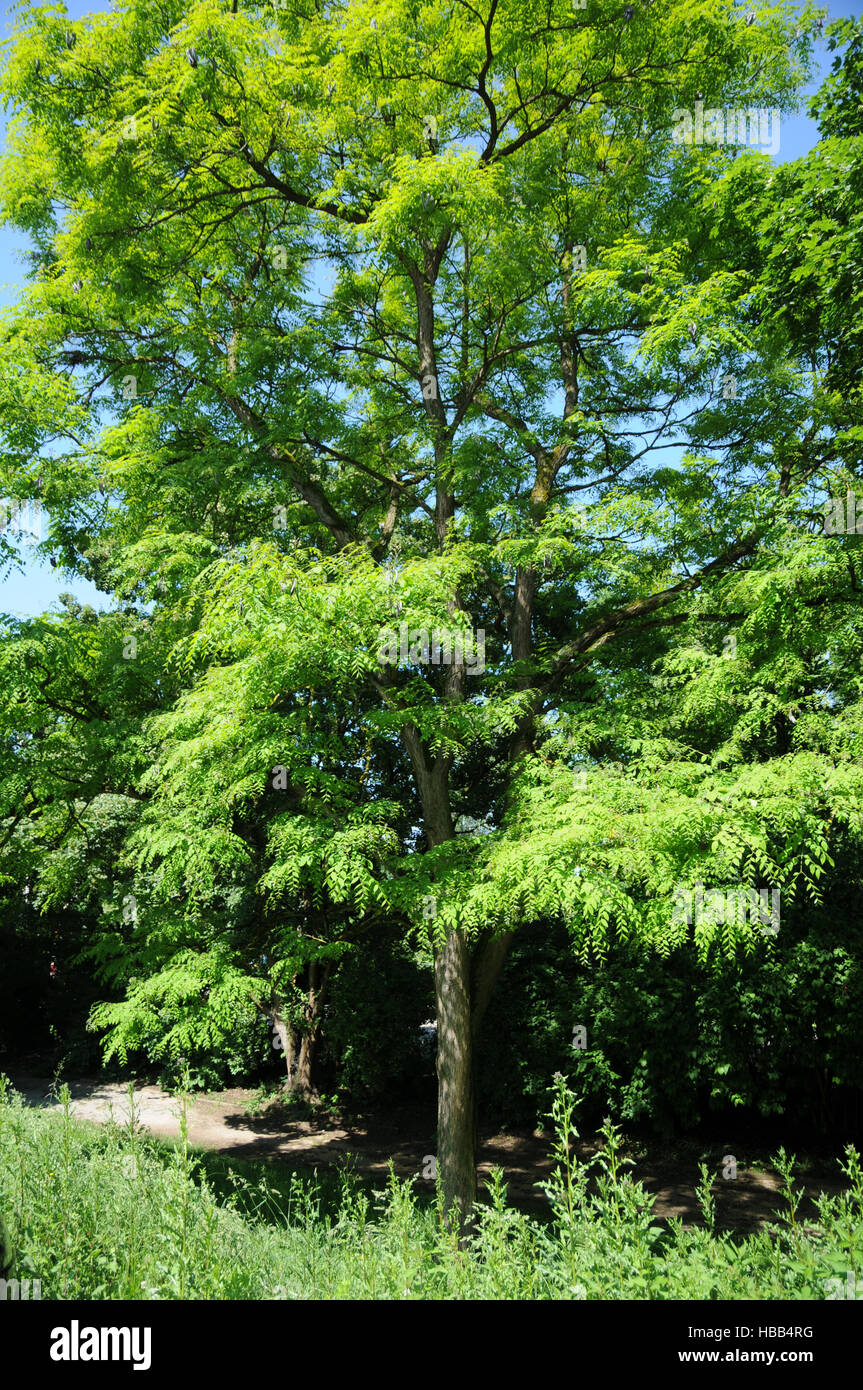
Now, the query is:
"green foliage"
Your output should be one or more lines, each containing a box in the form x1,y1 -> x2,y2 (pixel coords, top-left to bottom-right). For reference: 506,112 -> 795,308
2,1074 -> 862,1300
320,932 -> 434,1102
478,901 -> 863,1136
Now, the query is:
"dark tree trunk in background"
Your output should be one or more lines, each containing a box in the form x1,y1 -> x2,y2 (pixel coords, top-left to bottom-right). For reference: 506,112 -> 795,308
271,958 -> 331,1099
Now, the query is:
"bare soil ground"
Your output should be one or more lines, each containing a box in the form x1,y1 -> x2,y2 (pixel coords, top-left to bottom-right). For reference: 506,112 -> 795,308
6,1072 -> 851,1231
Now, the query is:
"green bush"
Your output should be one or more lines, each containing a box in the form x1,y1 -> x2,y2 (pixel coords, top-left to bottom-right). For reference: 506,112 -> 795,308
475,909 -> 863,1137
0,899 -> 107,1072
319,938 -> 434,1103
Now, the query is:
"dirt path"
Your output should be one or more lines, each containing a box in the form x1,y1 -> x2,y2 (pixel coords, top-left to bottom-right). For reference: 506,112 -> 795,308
7,1073 -> 849,1230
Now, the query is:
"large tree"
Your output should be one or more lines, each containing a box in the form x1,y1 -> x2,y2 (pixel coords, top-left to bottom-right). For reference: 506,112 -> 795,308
5,0 -> 860,1225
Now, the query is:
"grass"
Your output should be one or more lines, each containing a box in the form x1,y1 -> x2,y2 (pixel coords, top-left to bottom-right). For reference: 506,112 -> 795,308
1,1072 -> 862,1300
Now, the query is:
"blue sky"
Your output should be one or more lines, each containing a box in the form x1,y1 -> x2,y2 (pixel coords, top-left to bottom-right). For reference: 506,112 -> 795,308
1,0 -> 862,618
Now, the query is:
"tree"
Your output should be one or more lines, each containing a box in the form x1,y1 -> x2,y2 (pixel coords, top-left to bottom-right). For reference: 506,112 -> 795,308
4,0 -> 854,1226
0,597 -> 161,1061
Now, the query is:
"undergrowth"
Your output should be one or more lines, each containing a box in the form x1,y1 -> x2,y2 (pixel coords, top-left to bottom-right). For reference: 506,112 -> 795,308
1,1074 -> 861,1300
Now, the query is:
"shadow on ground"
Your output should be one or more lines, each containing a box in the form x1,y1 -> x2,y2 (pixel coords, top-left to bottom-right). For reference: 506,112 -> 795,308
5,1071 -> 851,1229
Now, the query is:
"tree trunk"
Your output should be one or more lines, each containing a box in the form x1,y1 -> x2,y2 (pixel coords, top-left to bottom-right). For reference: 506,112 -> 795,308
293,1031 -> 317,1097
435,927 -> 476,1231
399,722 -> 479,1231
270,1008 -> 301,1089
271,959 -> 330,1100
471,930 -> 516,1040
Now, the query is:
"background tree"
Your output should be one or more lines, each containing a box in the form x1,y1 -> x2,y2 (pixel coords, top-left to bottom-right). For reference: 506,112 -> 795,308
0,597 -> 161,1063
